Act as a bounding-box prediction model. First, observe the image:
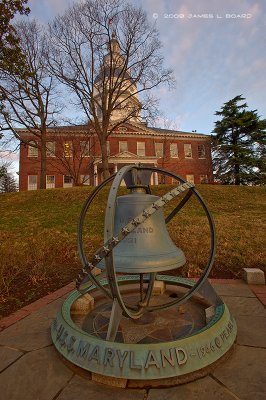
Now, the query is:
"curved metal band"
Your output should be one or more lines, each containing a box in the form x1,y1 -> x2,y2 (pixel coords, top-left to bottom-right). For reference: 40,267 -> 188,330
77,164 -> 216,316
77,175 -> 115,298
103,166 -> 196,318
104,166 -> 147,318
133,166 -> 216,312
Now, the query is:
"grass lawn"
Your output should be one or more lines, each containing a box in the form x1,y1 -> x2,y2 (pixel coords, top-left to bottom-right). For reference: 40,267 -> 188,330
0,184 -> 265,319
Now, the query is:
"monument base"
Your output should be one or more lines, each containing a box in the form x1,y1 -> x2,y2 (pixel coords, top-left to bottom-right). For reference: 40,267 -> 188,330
51,276 -> 237,388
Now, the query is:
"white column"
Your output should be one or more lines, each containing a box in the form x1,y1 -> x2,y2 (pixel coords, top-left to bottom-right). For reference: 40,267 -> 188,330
154,165 -> 159,185
94,164 -> 98,186
114,164 -> 118,173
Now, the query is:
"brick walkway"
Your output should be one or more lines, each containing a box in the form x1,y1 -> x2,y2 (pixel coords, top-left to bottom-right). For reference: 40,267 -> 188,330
0,279 -> 265,400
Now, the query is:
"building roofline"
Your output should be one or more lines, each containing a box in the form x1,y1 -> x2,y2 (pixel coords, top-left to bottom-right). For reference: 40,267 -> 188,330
15,122 -> 210,139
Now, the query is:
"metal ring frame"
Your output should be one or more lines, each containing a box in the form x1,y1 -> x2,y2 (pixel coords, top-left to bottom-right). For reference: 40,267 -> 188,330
77,165 -> 216,319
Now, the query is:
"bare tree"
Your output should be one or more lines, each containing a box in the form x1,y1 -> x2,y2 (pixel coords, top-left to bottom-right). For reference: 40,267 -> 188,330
48,0 -> 174,179
0,19 -> 62,188
45,129 -> 95,186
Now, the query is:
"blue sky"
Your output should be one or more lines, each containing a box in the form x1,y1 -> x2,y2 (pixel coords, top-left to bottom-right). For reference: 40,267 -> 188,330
27,0 -> 266,135
4,0 -> 264,175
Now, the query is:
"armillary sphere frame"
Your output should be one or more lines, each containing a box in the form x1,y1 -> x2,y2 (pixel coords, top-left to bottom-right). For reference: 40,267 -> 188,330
76,164 -> 216,328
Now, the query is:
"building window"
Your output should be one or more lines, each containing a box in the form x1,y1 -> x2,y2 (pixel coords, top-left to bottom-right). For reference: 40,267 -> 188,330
118,126 -> 126,132
184,144 -> 192,158
119,141 -> 128,152
107,141 -> 110,156
63,175 -> 73,188
46,175 -> 55,188
80,175 -> 90,185
46,142 -> 55,157
186,174 -> 194,184
200,175 -> 208,183
137,142 -> 145,156
198,144 -> 206,159
172,177 -> 180,184
28,175 -> 37,190
155,142 -> 164,158
170,143 -> 178,158
97,106 -> 102,118
80,140 -> 90,157
158,174 -> 165,184
28,142 -> 38,157
64,141 -> 72,157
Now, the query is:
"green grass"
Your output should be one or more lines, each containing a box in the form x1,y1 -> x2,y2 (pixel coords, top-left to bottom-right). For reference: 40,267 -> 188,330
0,184 -> 265,318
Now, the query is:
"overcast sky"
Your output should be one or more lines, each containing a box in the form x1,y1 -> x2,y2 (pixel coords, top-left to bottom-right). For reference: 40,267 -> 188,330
27,0 -> 266,135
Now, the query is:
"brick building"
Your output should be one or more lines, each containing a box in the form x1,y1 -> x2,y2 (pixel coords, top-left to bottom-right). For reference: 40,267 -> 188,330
18,32 -> 213,191
18,122 -> 213,191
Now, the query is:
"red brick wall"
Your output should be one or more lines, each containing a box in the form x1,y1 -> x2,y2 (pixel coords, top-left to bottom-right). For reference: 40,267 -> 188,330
19,129 -> 213,191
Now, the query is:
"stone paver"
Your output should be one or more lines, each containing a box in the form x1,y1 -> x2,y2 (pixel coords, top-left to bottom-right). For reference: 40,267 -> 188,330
147,376 -> 237,400
0,346 -> 23,372
212,282 -> 255,298
0,279 -> 266,398
57,375 -> 145,400
0,297 -> 65,351
0,346 -> 73,400
222,296 -> 266,317
235,315 -> 266,348
213,345 -> 266,400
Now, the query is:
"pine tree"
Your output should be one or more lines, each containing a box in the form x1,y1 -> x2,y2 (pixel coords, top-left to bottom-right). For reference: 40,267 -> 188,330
212,95 -> 266,185
0,168 -> 17,192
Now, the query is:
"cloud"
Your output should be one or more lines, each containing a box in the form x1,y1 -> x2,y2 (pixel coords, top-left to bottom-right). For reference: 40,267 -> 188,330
0,151 -> 19,161
27,0 -> 266,134
247,2 -> 261,18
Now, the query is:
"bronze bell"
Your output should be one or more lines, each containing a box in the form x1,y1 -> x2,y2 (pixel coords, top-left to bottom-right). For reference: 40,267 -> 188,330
103,189 -> 186,273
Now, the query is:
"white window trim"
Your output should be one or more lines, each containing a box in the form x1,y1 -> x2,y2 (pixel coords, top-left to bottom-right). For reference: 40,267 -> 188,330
137,142 -> 145,156
119,141 -> 128,153
170,143 -> 178,158
28,142 -> 38,158
155,142 -> 164,158
186,174 -> 194,184
46,142 -> 56,158
46,175 -> 55,189
63,175 -> 73,188
80,141 -> 90,157
200,175 -> 208,183
64,141 -> 73,158
80,174 -> 90,185
198,144 -> 206,159
28,175 -> 37,190
184,144 -> 192,159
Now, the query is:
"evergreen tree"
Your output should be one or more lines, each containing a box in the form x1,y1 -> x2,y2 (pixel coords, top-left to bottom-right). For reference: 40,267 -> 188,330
212,95 -> 266,185
0,0 -> 30,75
0,167 -> 17,192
